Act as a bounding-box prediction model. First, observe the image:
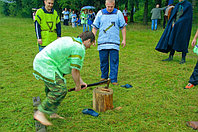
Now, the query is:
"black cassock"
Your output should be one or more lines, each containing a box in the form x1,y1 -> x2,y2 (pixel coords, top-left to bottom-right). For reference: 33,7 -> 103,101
155,0 -> 193,53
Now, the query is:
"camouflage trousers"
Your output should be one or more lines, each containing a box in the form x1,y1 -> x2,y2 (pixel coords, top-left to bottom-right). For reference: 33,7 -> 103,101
38,73 -> 67,115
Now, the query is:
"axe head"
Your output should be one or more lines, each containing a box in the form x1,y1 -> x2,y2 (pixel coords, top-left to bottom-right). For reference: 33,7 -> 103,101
105,78 -> 111,89
111,22 -> 115,26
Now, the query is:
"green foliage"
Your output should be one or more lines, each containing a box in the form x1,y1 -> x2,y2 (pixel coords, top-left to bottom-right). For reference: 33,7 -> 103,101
0,0 -> 197,24
8,3 -> 17,16
0,1 -> 3,13
2,2 -> 9,16
192,5 -> 198,24
134,6 -> 144,21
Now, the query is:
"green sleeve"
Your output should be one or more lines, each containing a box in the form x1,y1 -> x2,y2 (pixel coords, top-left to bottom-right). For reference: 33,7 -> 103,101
69,47 -> 85,71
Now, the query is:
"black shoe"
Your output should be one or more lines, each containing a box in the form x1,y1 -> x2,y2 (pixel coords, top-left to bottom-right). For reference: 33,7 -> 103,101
179,59 -> 186,64
162,57 -> 173,61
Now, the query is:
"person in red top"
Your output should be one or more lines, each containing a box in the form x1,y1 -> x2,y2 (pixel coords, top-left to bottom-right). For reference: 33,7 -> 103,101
122,7 -> 128,24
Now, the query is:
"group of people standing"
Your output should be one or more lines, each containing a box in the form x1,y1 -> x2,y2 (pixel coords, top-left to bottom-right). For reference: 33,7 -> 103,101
155,0 -> 198,129
155,0 -> 193,65
150,2 -> 175,31
32,0 -> 197,129
33,0 -> 126,126
62,8 -> 95,31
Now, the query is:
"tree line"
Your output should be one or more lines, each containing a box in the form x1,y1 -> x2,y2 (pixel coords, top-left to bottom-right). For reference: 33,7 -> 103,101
0,0 -> 197,24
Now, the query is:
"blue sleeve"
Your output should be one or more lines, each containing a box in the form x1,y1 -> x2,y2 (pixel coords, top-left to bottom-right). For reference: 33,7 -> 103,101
118,11 -> 127,29
56,22 -> 61,37
34,21 -> 41,39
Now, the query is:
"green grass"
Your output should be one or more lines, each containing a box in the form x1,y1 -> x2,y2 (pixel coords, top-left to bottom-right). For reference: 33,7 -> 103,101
0,14 -> 198,131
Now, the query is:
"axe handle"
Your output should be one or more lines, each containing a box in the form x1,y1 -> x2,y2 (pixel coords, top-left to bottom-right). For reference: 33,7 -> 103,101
68,80 -> 108,92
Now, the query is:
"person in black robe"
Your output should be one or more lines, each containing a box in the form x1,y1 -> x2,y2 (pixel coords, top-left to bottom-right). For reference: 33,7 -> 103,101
155,0 -> 193,64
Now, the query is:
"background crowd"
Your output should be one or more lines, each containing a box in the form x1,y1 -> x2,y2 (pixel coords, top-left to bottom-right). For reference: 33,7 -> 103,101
60,7 -> 129,32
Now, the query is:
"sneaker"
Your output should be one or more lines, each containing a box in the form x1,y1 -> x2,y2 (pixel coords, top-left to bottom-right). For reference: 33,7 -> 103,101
112,82 -> 118,85
186,121 -> 198,130
184,83 -> 194,89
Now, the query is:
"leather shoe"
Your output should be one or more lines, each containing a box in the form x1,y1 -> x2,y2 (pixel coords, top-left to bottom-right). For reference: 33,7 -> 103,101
112,82 -> 118,85
100,78 -> 107,81
186,121 -> 198,130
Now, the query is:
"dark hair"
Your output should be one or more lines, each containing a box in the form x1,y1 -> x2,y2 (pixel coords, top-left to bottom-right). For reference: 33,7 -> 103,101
78,31 -> 95,43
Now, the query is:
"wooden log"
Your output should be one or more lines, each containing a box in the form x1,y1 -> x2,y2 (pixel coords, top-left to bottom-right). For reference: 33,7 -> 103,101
93,87 -> 113,112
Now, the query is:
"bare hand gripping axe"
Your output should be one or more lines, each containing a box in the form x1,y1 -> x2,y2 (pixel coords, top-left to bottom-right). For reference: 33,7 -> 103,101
68,78 -> 110,92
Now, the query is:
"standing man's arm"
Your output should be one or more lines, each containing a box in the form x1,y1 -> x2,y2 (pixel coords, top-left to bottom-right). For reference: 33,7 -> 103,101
118,10 -> 127,48
34,10 -> 42,45
35,21 -> 42,45
92,27 -> 97,46
56,22 -> 61,39
192,30 -> 198,47
160,6 -> 167,10
56,13 -> 61,39
121,26 -> 126,48
92,27 -> 97,35
92,10 -> 101,46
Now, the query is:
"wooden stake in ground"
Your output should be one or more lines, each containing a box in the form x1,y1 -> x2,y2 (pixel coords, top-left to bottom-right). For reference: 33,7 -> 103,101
93,87 -> 113,112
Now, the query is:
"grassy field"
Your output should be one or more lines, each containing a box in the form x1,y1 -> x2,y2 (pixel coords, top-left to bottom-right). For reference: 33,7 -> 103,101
0,14 -> 198,132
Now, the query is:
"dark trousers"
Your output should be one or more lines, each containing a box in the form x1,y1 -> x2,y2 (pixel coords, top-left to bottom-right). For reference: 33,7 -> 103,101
99,49 -> 119,83
169,49 -> 186,59
64,19 -> 69,26
189,61 -> 198,86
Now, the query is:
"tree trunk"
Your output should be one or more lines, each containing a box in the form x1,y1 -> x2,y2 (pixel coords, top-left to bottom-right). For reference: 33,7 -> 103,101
116,0 -> 120,9
155,0 -> 162,6
192,0 -> 196,9
165,0 -> 169,6
54,1 -> 62,19
143,0 -> 148,25
130,2 -> 134,22
100,0 -> 105,9
125,0 -> 128,8
135,0 -> 139,11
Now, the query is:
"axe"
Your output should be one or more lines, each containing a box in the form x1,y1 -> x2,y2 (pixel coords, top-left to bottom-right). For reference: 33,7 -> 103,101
103,22 -> 115,33
68,78 -> 110,92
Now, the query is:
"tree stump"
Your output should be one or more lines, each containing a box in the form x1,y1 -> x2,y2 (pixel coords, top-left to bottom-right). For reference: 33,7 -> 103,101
93,87 -> 113,112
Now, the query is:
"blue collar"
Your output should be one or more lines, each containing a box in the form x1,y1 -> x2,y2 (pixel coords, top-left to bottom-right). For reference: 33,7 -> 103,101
73,37 -> 85,49
102,8 -> 118,14
73,37 -> 82,44
42,6 -> 54,14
